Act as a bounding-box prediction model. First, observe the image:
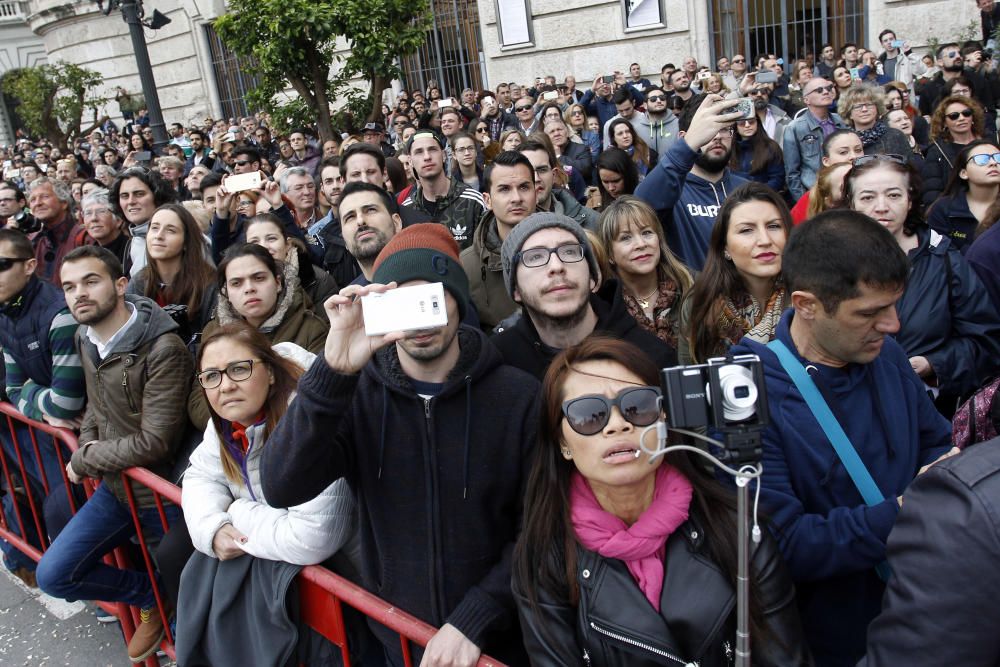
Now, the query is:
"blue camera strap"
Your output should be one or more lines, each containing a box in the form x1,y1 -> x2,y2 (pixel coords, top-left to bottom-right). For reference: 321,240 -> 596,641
767,339 -> 891,581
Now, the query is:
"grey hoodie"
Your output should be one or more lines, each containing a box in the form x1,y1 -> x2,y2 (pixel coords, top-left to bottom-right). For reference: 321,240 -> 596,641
637,111 -> 680,157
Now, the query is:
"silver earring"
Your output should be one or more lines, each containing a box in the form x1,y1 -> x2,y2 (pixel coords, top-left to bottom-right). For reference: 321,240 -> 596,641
724,251 -> 732,260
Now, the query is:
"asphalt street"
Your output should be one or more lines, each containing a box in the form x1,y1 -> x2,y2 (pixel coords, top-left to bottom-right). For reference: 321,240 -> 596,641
0,567 -> 134,666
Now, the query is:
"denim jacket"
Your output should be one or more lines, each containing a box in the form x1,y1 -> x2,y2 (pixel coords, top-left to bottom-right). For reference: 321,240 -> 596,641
782,110 -> 847,200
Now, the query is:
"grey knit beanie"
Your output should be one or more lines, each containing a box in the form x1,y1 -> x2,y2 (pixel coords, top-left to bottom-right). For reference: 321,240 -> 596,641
500,212 -> 600,299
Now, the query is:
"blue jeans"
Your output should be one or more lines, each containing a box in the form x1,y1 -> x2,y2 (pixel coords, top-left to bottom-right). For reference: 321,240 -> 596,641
0,424 -> 70,572
35,483 -> 179,608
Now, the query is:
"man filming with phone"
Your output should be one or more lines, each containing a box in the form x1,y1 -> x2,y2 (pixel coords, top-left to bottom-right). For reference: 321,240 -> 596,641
262,224 -> 538,666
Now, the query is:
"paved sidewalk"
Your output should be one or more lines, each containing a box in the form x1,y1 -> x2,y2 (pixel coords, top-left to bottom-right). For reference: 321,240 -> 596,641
0,567 -> 132,666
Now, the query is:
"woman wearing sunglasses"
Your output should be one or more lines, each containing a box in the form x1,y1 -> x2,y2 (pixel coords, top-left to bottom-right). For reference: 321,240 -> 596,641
178,322 -> 357,663
513,336 -> 807,666
920,95 -> 985,207
679,183 -> 791,364
845,154 -> 1000,409
926,140 -> 1000,253
728,115 -> 785,194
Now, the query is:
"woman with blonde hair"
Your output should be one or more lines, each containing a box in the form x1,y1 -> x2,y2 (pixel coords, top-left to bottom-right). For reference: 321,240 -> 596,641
564,103 -> 601,160
597,195 -> 692,346
805,162 -> 852,219
837,83 -> 911,157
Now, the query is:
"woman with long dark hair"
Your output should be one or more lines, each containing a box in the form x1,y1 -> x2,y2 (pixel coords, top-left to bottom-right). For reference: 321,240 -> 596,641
846,154 -> 1000,407
127,203 -> 217,344
926,139 -> 1000,253
680,182 -> 791,363
512,336 -> 808,666
607,118 -> 657,178
729,115 -> 785,193
591,148 -> 639,211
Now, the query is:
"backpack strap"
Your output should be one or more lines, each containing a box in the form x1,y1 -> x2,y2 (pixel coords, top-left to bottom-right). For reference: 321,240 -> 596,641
767,338 -> 891,580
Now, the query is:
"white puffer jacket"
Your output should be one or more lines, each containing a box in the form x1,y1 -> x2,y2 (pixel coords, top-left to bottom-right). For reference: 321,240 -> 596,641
182,343 -> 358,566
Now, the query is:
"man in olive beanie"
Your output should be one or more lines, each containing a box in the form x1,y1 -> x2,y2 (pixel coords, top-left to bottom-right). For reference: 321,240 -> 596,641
492,211 -> 677,379
373,222 -> 471,322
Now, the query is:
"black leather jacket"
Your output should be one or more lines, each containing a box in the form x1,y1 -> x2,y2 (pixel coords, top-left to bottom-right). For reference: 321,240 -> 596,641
514,512 -> 811,666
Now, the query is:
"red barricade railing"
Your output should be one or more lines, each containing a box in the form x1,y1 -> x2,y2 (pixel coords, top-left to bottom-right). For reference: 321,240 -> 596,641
0,403 -> 507,666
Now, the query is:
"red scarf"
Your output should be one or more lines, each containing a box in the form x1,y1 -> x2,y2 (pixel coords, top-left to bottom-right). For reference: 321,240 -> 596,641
570,464 -> 693,611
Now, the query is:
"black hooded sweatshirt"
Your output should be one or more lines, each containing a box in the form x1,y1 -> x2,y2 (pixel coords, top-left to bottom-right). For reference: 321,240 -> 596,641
490,278 -> 678,380
262,326 -> 538,662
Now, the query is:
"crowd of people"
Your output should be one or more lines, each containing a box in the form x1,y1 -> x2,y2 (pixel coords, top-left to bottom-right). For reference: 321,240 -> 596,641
2,6 -> 1000,666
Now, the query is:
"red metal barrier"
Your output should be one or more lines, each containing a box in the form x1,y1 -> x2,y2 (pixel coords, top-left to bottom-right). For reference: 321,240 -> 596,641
0,403 -> 508,666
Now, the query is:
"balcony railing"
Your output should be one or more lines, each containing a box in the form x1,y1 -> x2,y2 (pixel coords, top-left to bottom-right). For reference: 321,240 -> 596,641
0,1 -> 25,22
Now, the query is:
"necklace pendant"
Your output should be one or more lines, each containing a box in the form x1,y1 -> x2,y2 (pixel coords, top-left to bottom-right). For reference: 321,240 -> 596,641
638,298 -> 649,309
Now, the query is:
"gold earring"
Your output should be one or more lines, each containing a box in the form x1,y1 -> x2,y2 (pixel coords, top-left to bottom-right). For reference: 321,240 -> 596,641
561,448 -> 572,460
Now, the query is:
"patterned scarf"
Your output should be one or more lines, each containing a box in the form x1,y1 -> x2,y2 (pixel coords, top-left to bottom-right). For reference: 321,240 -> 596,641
857,121 -> 888,147
719,285 -> 786,347
623,278 -> 680,347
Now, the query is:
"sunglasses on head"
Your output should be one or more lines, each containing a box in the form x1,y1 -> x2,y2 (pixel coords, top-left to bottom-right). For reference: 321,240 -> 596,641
967,152 -> 1000,166
946,109 -> 974,120
851,154 -> 907,168
562,386 -> 662,436
0,257 -> 29,272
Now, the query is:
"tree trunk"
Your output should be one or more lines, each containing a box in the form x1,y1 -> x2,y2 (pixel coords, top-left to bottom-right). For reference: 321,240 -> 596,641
368,73 -> 388,123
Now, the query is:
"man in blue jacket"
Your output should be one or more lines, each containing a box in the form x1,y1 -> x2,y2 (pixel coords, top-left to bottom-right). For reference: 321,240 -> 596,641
634,93 -> 747,270
734,210 -> 954,667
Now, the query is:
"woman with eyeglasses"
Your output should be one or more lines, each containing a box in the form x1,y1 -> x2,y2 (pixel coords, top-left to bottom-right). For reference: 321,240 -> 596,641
679,182 -> 791,364
448,132 -> 483,191
564,103 -> 602,161
921,95 -> 985,207
245,213 -> 338,323
512,335 -> 808,666
838,84 -> 912,158
177,322 -> 357,664
925,140 -> 1000,253
845,154 -> 1000,408
607,118 -> 657,179
127,203 -> 217,347
189,243 -> 328,430
728,115 -> 785,194
596,196 -> 692,346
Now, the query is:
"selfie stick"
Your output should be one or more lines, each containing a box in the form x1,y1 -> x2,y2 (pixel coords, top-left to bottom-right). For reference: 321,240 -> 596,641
641,422 -> 763,667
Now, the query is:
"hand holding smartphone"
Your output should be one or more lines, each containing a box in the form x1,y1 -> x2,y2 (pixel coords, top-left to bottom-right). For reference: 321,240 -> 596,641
224,171 -> 263,193
361,282 -> 448,336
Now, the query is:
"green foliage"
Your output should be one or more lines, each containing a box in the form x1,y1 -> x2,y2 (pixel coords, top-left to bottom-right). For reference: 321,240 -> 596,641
215,0 -> 430,140
1,62 -> 107,145
925,20 -> 983,58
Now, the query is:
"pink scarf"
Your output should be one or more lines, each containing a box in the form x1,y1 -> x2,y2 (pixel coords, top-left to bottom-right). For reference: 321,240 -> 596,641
570,465 -> 693,611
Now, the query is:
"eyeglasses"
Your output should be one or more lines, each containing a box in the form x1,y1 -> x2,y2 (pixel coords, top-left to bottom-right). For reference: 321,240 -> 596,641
197,359 -> 261,389
732,58 -> 746,63
234,160 -> 253,167
515,105 -> 533,112
946,109 -> 974,120
737,118 -> 757,126
83,207 -> 112,218
946,51 -> 959,59
806,84 -> 835,95
0,257 -> 29,272
748,89 -> 768,97
571,109 -> 584,115
475,127 -> 489,134
237,199 -> 254,208
516,243 -> 585,268
562,386 -> 662,436
853,103 -> 876,111
454,146 -> 477,153
715,127 -> 736,137
967,152 -> 1000,166
851,154 -> 907,167
646,95 -> 667,102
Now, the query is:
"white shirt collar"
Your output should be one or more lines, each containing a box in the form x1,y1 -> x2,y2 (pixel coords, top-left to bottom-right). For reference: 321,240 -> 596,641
86,301 -> 138,360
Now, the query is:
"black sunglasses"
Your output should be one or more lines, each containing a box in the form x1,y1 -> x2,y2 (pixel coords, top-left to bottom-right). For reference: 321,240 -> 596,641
515,105 -> 533,112
562,386 -> 662,436
234,160 -> 253,167
806,84 -> 835,95
646,95 -> 667,102
946,109 -> 974,120
0,257 -> 29,272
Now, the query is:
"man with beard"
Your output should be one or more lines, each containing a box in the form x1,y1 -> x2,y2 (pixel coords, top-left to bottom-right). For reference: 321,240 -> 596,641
918,42 -> 994,115
460,151 -> 537,330
400,131 -> 485,250
637,86 -> 680,155
634,93 -> 747,270
478,91 -> 516,142
184,130 -> 212,174
667,69 -> 695,110
338,181 -> 402,284
262,223 -> 535,666
37,246 -> 191,663
734,81 -> 792,144
490,212 -> 676,379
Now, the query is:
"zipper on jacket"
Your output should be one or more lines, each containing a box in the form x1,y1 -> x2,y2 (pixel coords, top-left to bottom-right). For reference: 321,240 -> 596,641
423,397 -> 431,419
589,621 -> 698,666
582,648 -> 592,666
121,366 -> 138,413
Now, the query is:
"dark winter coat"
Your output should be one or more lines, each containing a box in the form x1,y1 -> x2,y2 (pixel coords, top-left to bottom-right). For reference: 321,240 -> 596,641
926,192 -> 980,253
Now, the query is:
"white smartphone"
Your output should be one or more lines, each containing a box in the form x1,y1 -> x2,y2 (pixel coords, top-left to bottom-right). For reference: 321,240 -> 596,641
542,90 -> 558,101
224,171 -> 262,193
361,282 -> 448,336
438,98 -> 455,108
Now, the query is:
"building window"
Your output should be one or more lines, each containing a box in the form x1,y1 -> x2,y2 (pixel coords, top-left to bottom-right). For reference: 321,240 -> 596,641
400,0 -> 487,97
709,0 -> 865,65
204,24 -> 262,121
623,0 -> 666,32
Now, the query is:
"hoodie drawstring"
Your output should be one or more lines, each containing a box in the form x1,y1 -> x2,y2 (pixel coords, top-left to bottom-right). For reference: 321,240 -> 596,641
462,376 -> 472,499
378,383 -> 389,480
